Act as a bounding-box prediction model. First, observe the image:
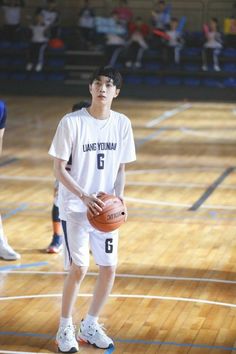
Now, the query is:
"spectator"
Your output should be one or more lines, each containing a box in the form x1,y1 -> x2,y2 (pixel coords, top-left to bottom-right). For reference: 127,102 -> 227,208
202,18 -> 223,72
77,0 -> 96,49
0,0 -> 25,42
151,0 -> 171,31
112,0 -> 133,26
164,17 -> 185,65
105,12 -> 127,66
37,0 -> 60,38
125,16 -> 150,69
26,12 -> 49,72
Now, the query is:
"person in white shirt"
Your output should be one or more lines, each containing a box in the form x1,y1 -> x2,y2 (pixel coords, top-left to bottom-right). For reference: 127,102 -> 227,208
37,0 -> 60,38
202,17 -> 223,71
0,100 -> 21,261
49,66 -> 136,353
1,0 -> 25,41
26,12 -> 49,72
165,17 -> 184,65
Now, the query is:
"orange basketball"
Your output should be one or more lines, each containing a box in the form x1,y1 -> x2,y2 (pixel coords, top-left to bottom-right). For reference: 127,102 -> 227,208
87,194 -> 127,232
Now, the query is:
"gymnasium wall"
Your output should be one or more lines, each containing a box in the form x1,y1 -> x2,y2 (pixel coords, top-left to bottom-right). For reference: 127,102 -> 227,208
0,0 -> 235,31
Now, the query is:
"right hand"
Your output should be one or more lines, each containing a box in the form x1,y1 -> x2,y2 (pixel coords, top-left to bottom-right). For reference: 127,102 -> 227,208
82,193 -> 105,216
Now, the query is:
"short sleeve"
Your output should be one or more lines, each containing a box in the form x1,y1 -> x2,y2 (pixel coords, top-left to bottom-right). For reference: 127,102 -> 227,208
0,101 -> 7,129
120,118 -> 136,163
48,115 -> 74,161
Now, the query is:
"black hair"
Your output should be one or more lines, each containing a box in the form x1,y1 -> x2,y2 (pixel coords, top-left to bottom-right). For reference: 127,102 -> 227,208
72,101 -> 90,112
89,66 -> 123,89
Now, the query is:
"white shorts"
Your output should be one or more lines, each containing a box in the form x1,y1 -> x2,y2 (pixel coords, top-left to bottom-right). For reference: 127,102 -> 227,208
61,212 -> 119,269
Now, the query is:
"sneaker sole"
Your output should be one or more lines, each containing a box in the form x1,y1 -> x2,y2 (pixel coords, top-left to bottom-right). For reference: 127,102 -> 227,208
55,341 -> 78,353
77,336 -> 114,349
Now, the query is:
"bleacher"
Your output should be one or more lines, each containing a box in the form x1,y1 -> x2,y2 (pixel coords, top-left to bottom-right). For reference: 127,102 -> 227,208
0,0 -> 236,97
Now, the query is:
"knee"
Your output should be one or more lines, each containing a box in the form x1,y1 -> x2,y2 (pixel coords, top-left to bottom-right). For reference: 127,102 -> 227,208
99,265 -> 116,280
71,264 -> 88,283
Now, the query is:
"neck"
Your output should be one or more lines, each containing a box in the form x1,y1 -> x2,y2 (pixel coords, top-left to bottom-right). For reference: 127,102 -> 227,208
88,104 -> 111,120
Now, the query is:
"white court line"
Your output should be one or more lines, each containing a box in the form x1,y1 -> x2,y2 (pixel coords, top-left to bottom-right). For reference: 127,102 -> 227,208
0,293 -> 236,309
125,196 -> 236,211
126,180 -> 236,190
0,351 -> 49,354
146,103 -> 192,128
0,175 -> 53,182
2,270 -> 236,285
180,127 -> 236,141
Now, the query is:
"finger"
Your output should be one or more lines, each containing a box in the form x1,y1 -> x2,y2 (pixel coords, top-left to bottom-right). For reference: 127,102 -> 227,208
94,197 -> 105,208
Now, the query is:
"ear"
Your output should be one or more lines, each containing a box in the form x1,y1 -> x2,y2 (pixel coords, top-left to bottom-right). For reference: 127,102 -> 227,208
89,84 -> 92,95
114,89 -> 120,98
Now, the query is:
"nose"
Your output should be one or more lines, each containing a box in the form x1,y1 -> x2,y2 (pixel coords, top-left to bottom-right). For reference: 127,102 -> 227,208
99,83 -> 106,92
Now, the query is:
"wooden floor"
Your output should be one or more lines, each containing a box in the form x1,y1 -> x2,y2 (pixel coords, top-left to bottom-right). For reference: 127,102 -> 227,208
0,96 -> 236,354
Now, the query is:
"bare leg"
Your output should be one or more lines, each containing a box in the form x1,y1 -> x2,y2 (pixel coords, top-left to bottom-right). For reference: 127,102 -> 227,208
88,265 -> 116,316
61,263 -> 88,318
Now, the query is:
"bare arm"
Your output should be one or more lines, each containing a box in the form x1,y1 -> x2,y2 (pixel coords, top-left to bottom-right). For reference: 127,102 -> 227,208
53,157 -> 104,214
114,163 -> 126,200
0,128 -> 5,156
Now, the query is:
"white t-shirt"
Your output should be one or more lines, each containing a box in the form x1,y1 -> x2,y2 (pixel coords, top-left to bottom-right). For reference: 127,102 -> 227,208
48,108 -> 136,218
2,6 -> 21,25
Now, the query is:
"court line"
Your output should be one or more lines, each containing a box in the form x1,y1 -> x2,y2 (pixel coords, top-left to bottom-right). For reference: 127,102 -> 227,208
146,103 -> 192,128
135,128 -> 167,148
180,126 -> 236,140
125,196 -> 236,210
3,270 -> 236,285
1,293 -> 236,309
0,262 -> 48,271
126,180 -> 236,189
0,157 -> 18,168
2,203 -> 28,220
1,332 -> 236,353
0,351 -> 49,354
189,167 -> 235,211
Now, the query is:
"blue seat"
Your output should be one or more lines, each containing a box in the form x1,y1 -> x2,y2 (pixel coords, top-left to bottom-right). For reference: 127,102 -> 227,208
183,78 -> 201,86
47,58 -> 65,68
0,41 -> 11,49
223,48 -> 236,58
29,72 -> 46,81
222,63 -> 236,72
144,76 -> 162,85
223,77 -> 236,87
10,71 -> 27,80
183,63 -> 200,72
144,62 -> 161,70
165,77 -> 182,85
47,72 -> 66,81
125,75 -> 143,85
11,42 -> 29,49
182,47 -> 201,57
203,78 -> 222,88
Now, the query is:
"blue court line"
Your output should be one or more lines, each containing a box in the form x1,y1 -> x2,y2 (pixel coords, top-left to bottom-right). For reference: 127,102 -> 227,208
0,332 -> 236,352
2,203 -> 28,220
0,157 -> 18,168
0,262 -> 48,271
104,346 -> 115,354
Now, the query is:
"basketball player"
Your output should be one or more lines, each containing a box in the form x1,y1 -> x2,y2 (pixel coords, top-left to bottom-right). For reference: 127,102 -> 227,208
46,101 -> 90,254
0,100 -> 21,261
49,66 -> 136,353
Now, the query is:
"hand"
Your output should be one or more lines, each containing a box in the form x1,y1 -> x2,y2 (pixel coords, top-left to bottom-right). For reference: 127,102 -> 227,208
82,193 -> 105,216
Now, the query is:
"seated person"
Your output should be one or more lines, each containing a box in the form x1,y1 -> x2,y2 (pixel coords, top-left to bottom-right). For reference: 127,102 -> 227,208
202,17 -> 223,71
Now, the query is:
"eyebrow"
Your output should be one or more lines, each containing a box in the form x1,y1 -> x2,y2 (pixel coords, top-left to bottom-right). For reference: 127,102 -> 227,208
94,77 -> 114,84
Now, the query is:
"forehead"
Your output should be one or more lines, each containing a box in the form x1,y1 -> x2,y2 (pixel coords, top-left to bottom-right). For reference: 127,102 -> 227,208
93,76 -> 114,84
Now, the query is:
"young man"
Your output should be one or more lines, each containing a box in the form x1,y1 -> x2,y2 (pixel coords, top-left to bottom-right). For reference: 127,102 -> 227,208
46,101 -> 91,254
0,100 -> 21,260
49,66 -> 136,353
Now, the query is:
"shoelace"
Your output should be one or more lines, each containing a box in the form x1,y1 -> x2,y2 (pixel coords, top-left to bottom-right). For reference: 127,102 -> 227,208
63,325 -> 76,341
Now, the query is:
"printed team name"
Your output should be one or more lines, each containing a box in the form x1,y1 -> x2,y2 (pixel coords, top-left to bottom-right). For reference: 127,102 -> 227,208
83,142 -> 117,152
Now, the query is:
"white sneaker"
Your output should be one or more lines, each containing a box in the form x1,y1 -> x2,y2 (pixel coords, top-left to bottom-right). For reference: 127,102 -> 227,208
26,62 -> 33,71
35,63 -> 42,72
0,242 -> 21,261
214,64 -> 221,72
202,64 -> 208,71
125,61 -> 132,68
78,320 -> 114,349
56,325 -> 79,353
134,61 -> 141,68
